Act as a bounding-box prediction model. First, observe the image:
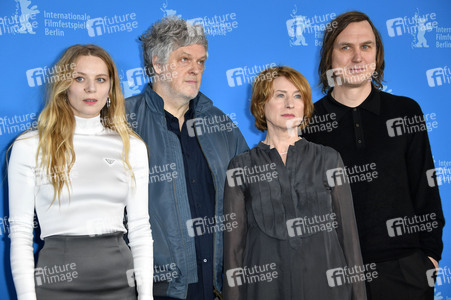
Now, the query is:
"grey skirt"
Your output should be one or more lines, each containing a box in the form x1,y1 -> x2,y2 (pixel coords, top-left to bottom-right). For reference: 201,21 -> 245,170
35,232 -> 137,300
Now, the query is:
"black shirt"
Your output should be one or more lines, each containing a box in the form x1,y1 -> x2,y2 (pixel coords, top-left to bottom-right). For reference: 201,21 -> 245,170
165,100 -> 216,300
302,87 -> 445,263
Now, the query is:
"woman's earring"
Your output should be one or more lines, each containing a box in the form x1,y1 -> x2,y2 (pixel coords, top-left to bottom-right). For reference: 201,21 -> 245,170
106,97 -> 111,108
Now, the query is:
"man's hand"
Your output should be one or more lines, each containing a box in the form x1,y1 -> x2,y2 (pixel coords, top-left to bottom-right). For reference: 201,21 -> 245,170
428,256 -> 439,269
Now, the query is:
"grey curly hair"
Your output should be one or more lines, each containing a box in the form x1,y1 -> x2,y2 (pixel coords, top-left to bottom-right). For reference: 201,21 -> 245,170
140,17 -> 208,77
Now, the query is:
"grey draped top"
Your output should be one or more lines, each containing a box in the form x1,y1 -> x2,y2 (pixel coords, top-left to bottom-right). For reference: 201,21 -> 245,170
223,138 -> 367,300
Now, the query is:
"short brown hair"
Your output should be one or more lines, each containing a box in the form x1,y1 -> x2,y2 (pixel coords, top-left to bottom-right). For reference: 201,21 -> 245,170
251,66 -> 313,132
318,11 -> 385,94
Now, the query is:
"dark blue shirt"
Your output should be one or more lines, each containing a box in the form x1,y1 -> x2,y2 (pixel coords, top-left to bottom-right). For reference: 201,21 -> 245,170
164,100 -> 216,300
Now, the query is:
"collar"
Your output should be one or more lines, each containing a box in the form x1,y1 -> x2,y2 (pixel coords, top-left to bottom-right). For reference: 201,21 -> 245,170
144,83 -> 204,116
74,115 -> 104,135
322,86 -> 381,121
164,100 -> 195,125
257,138 -> 307,151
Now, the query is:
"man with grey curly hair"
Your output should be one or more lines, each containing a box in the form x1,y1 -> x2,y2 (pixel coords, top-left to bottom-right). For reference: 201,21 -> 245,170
126,17 -> 248,300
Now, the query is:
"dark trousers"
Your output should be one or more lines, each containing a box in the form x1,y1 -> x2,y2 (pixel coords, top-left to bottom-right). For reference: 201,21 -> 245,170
366,251 -> 435,300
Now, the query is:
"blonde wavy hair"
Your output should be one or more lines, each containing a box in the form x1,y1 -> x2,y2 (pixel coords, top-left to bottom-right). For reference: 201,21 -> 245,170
36,44 -> 141,205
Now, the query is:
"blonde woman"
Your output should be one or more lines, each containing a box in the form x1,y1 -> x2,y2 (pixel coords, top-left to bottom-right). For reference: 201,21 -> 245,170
8,44 -> 153,299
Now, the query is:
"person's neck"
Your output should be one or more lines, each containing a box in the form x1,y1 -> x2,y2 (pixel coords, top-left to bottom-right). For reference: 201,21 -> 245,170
331,83 -> 372,108
263,128 -> 300,154
153,83 -> 190,130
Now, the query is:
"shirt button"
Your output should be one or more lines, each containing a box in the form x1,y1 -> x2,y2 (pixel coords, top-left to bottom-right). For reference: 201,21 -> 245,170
192,179 -> 196,183
203,259 -> 208,263
353,108 -> 357,111
355,123 -> 360,127
358,140 -> 362,144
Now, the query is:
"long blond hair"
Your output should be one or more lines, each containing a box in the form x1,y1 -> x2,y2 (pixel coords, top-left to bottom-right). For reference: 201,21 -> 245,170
36,44 -> 140,205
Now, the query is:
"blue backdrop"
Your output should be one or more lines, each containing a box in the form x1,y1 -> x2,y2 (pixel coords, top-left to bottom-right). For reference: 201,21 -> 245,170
0,0 -> 450,298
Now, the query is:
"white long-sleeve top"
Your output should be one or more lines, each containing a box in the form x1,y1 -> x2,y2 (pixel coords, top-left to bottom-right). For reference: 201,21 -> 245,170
8,115 -> 153,300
